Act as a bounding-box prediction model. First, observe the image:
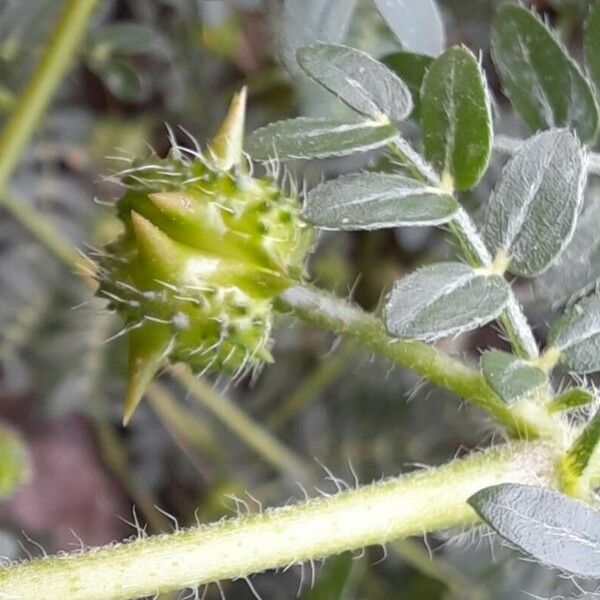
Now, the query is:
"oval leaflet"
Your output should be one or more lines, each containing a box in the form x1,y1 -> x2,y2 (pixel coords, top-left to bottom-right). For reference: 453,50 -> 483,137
384,262 -> 510,340
297,44 -> 413,121
304,172 -> 458,230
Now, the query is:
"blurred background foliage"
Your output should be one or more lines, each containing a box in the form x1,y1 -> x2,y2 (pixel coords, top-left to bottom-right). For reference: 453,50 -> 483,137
0,1 -> 598,598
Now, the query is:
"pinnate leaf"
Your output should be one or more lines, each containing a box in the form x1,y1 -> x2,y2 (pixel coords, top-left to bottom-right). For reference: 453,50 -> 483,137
420,46 -> 492,190
372,0 -> 445,57
246,117 -> 397,160
297,44 -> 413,121
384,262 -> 510,340
492,3 -> 599,144
469,483 -> 600,578
304,172 -> 458,230
482,129 -> 587,278
547,292 -> 600,374
481,349 -> 546,404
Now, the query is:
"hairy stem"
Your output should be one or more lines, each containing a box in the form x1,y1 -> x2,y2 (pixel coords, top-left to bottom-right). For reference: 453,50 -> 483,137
0,442 -> 557,600
0,0 -> 99,194
278,284 -> 540,437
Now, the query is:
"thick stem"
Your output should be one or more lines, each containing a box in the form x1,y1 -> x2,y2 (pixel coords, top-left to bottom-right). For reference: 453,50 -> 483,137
0,442 -> 557,600
0,0 -> 99,194
278,284 -> 540,437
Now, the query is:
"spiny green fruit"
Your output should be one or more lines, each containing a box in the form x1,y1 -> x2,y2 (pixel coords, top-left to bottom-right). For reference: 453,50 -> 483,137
96,89 -> 313,424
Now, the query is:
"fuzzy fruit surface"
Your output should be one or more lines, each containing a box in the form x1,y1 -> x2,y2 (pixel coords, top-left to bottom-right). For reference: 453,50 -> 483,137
97,154 -> 313,376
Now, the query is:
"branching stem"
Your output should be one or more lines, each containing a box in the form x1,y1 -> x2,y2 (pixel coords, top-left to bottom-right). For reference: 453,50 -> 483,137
278,284 -> 542,436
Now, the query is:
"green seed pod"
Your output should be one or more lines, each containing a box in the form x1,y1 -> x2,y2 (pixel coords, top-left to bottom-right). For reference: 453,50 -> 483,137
96,89 -> 313,424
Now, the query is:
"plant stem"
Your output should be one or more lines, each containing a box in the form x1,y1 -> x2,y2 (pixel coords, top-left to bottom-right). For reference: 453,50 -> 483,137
0,0 -> 98,194
171,365 -> 314,481
278,284 -> 538,437
0,442 -> 557,600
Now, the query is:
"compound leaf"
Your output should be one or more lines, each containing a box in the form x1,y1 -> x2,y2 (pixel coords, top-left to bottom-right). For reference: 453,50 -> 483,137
547,292 -> 600,374
482,129 -> 587,278
246,117 -> 397,160
481,349 -> 546,404
372,0 -> 445,57
304,172 -> 458,230
492,3 -> 599,144
469,483 -> 600,578
384,262 -> 510,340
420,46 -> 492,190
297,44 -> 413,121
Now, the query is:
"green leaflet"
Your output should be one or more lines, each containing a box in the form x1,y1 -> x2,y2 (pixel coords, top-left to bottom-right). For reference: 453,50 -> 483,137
492,3 -> 599,144
480,349 -> 546,404
420,46 -> 492,190
469,484 -> 600,578
304,172 -> 457,230
0,421 -> 30,499
547,292 -> 600,374
482,129 -> 587,278
585,0 -> 600,96
372,0 -> 445,57
246,117 -> 397,161
548,387 -> 594,413
563,409 -> 600,480
302,553 -> 353,599
297,44 -> 413,121
381,51 -> 433,120
384,262 -> 510,340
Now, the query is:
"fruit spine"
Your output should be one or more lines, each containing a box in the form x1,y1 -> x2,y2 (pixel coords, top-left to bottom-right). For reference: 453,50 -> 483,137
95,89 -> 313,424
